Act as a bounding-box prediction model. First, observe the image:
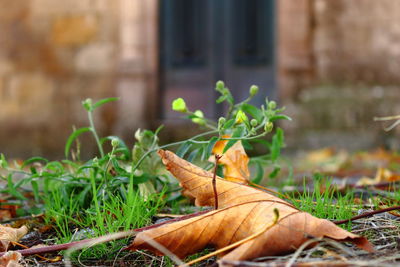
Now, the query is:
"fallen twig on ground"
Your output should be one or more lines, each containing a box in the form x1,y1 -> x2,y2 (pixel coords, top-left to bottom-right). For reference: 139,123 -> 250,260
0,209 -> 210,257
333,205 -> 400,224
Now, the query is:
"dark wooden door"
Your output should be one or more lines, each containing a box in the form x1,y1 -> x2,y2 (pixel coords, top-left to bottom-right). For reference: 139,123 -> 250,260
160,0 -> 275,120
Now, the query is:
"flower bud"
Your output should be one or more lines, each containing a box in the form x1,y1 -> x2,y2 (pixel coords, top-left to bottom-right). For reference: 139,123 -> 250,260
172,98 -> 187,113
82,98 -> 93,111
134,129 -> 142,141
250,119 -> 258,127
216,80 -> 225,91
268,101 -> 277,110
111,138 -> 119,148
218,117 -> 226,129
192,110 -> 205,125
249,85 -> 259,96
235,110 -> 248,124
264,121 -> 274,133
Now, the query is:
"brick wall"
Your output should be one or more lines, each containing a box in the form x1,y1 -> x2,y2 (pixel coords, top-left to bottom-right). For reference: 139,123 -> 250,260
2,0 -> 400,158
0,0 -> 157,158
279,0 -> 400,151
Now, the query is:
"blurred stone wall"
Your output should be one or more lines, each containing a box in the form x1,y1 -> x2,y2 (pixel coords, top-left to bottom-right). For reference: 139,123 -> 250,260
279,0 -> 400,152
0,0 -> 158,158
2,0 -> 400,158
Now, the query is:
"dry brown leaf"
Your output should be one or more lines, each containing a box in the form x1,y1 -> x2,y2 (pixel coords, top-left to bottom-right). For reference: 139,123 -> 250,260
211,136 -> 250,184
0,225 -> 28,252
0,201 -> 17,221
357,167 -> 400,186
128,150 -> 373,263
0,251 -> 23,267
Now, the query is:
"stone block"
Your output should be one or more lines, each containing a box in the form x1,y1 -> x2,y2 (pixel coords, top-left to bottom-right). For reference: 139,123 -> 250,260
51,15 -> 98,47
31,0 -> 105,16
75,43 -> 114,73
0,73 -> 54,123
114,78 -> 146,136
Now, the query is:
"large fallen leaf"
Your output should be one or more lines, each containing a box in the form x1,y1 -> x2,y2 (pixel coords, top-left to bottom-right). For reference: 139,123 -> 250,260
0,225 -> 28,252
128,150 -> 373,263
211,136 -> 250,184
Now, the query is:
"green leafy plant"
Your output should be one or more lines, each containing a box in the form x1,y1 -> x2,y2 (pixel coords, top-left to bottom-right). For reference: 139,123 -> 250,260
169,81 -> 291,181
0,80 -> 292,262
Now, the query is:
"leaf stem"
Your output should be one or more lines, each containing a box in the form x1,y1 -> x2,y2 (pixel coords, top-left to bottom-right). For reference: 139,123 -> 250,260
212,155 -> 222,210
88,110 -> 104,158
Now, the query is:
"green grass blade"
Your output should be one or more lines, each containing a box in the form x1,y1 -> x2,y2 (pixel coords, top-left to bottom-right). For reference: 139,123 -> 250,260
65,127 -> 91,158
92,97 -> 119,110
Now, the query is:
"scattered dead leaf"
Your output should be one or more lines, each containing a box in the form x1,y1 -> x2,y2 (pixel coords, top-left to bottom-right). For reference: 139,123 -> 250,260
128,150 -> 373,263
357,167 -> 400,186
0,251 -> 22,267
0,201 -> 17,221
211,136 -> 250,184
304,148 -> 348,173
0,225 -> 28,252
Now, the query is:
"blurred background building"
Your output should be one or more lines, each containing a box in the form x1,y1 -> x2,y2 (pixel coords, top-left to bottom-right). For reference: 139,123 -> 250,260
0,0 -> 399,158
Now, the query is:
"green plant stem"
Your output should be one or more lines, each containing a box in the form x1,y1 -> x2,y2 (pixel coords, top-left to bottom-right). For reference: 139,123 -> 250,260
88,110 -> 104,158
129,130 -> 218,178
89,168 -> 105,233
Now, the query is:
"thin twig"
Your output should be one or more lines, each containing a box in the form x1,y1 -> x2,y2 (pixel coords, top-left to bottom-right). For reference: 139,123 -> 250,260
333,205 -> 400,224
213,155 -> 222,210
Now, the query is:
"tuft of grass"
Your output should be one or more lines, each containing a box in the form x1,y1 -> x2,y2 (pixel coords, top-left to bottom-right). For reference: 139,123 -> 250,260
290,177 -> 361,230
44,187 -> 164,260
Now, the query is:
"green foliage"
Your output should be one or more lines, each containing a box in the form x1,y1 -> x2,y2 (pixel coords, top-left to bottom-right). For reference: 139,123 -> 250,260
0,80 -> 292,260
169,81 -> 291,182
290,177 -> 360,230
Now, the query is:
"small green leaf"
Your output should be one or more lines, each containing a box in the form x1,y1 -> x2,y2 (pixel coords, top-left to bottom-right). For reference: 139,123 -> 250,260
205,136 -> 219,159
222,119 -> 236,130
21,157 -> 49,169
252,162 -> 264,184
223,126 -> 245,153
92,97 -> 119,110
176,142 -> 192,158
216,95 -> 227,104
65,127 -> 91,158
31,180 -> 40,202
269,115 -> 292,122
241,104 -> 263,123
0,154 -> 8,168
187,148 -> 200,162
242,139 -> 253,150
111,158 -> 129,174
45,161 -> 65,173
269,166 -> 281,179
270,128 -> 284,161
132,174 -> 152,184
7,174 -> 26,200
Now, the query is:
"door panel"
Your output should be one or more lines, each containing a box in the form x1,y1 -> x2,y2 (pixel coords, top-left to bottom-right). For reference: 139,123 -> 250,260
160,0 -> 275,120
